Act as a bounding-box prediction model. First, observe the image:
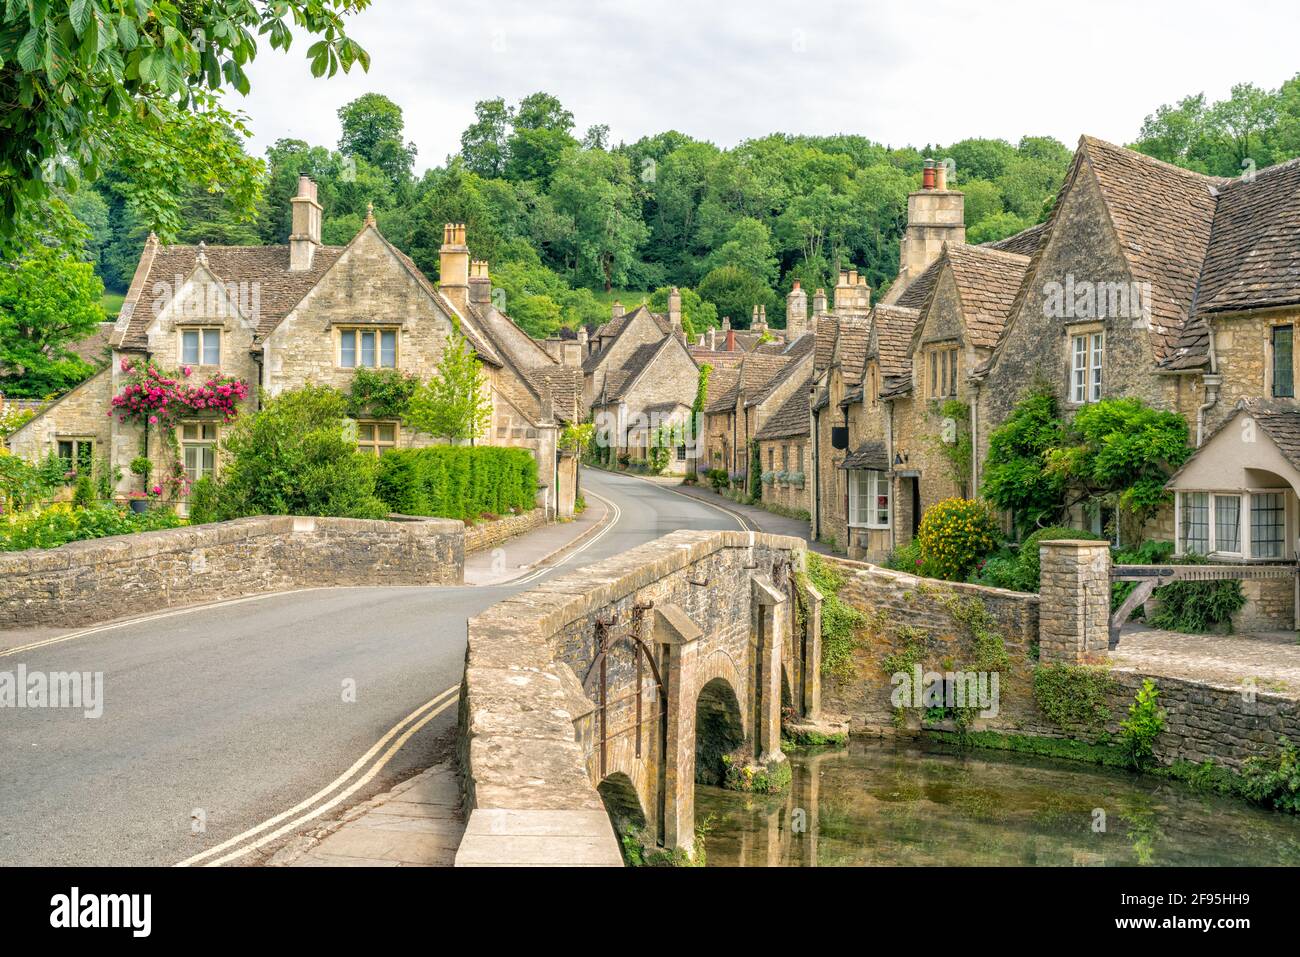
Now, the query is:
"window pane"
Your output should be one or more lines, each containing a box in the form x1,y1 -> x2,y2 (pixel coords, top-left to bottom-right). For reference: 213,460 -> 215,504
380,331 -> 396,368
1215,495 -> 1241,552
57,440 -> 73,464
358,423 -> 375,442
1090,333 -> 1103,402
378,423 -> 395,442
201,447 -> 215,475
1181,492 -> 1209,554
1251,493 -> 1286,559
202,329 -> 220,365
340,331 -> 356,367
182,330 -> 200,364
182,424 -> 197,441
1273,326 -> 1294,398
361,331 -> 376,367
184,446 -> 198,481
75,441 -> 93,470
1072,336 -> 1086,403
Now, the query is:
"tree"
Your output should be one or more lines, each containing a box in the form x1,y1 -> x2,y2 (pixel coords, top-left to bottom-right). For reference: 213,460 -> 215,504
548,148 -> 648,290
0,0 -> 371,252
647,285 -> 717,336
460,98 -> 513,178
981,385 -> 1068,534
697,266 -> 775,328
337,93 -> 416,184
0,244 -> 104,397
704,217 -> 779,285
406,333 -> 492,441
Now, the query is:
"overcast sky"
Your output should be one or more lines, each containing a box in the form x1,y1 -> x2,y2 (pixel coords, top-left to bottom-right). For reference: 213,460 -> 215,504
235,0 -> 1300,169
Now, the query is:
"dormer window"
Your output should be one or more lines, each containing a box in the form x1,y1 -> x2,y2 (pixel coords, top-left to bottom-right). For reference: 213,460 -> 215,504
181,328 -> 221,366
339,327 -> 397,369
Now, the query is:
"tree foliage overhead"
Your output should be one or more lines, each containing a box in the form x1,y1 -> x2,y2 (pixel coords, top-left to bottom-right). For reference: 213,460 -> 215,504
0,0 -> 372,252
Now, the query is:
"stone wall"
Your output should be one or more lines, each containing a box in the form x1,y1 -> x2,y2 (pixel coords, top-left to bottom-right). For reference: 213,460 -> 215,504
823,547 -> 1299,772
0,515 -> 464,628
463,508 -> 547,553
457,529 -> 810,866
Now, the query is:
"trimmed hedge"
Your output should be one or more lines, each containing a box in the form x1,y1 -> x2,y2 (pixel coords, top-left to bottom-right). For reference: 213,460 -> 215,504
376,446 -> 538,521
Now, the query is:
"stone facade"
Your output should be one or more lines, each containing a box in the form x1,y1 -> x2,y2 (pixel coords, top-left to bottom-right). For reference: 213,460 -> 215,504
463,508 -> 548,554
0,515 -> 464,629
6,193 -> 579,519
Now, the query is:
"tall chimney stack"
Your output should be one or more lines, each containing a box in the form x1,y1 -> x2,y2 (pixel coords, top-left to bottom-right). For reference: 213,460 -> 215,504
289,176 -> 322,271
786,279 -> 808,340
813,288 -> 827,315
469,259 -> 491,305
883,159 -> 965,306
668,287 -> 683,338
439,223 -> 470,308
611,300 -> 625,320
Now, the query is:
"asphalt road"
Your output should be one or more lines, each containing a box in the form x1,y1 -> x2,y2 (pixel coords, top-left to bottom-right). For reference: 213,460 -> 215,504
0,469 -> 744,866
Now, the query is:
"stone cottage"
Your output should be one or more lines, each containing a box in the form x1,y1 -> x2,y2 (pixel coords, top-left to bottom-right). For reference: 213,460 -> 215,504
8,178 -> 583,517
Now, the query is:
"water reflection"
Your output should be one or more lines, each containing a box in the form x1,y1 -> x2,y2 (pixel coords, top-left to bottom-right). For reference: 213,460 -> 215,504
696,738 -> 1300,866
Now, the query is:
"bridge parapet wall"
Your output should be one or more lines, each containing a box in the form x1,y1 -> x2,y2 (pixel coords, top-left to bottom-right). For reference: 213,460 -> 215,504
0,515 -> 464,628
457,529 -> 809,867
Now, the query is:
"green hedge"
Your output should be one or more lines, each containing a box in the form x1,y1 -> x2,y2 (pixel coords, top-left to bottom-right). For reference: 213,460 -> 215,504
375,446 -> 538,521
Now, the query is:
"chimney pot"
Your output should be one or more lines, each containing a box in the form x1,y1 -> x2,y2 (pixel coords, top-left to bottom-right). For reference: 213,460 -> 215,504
922,159 -> 936,190
935,162 -> 948,191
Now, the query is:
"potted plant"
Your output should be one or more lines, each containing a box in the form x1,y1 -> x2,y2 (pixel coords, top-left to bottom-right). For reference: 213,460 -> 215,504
129,456 -> 151,512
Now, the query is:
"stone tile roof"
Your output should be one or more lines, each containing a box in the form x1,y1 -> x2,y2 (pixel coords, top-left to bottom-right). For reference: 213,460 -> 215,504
813,316 -> 840,373
984,221 -> 1048,257
704,366 -> 741,414
1195,156 -> 1300,318
69,322 -> 116,366
895,259 -> 942,310
754,373 -> 812,440
880,373 -> 913,399
870,305 -> 921,379
746,334 -> 815,409
604,340 -> 666,402
835,319 -> 871,381
114,242 -> 346,349
526,367 -> 584,423
942,244 -> 1033,350
1081,136 -> 1224,366
840,440 -> 888,470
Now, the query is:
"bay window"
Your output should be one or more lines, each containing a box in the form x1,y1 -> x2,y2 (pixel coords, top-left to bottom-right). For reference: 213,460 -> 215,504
849,469 -> 890,529
1178,489 -> 1290,559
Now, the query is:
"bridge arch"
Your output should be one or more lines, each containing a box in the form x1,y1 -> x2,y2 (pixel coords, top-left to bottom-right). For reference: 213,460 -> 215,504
694,676 -> 745,786
597,772 -> 647,851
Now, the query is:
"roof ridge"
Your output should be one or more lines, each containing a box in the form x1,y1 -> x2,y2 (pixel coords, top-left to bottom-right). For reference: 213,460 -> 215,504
1080,134 -> 1228,186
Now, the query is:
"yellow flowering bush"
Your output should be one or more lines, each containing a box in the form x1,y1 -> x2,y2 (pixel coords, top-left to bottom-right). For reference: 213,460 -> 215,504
916,497 -> 1001,581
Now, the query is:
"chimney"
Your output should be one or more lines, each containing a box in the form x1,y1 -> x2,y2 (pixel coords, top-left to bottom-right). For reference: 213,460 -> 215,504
726,329 -> 736,351
922,158 -> 936,190
813,287 -> 827,315
611,300 -> 625,320
786,279 -> 808,340
469,260 -> 492,305
834,270 -> 871,315
578,325 -> 589,352
289,175 -> 322,271
722,316 -> 731,332
561,340 -> 582,367
708,328 -> 718,350
750,305 -> 759,329
439,223 -> 470,308
668,287 -> 683,337
885,161 -> 965,305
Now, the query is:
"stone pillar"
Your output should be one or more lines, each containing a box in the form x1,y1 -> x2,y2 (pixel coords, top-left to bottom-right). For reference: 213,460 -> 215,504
752,576 -> 787,764
1038,540 -> 1111,665
800,579 -> 824,719
651,604 -> 703,856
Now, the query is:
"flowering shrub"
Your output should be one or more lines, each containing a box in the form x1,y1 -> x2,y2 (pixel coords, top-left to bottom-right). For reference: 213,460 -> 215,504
109,358 -> 249,428
915,497 -> 1001,581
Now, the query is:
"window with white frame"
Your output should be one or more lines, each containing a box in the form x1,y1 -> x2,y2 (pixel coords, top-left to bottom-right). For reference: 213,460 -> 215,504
180,422 -> 218,482
181,328 -> 221,366
849,469 -> 890,529
1179,489 -> 1289,559
1070,330 -> 1103,404
339,327 -> 397,368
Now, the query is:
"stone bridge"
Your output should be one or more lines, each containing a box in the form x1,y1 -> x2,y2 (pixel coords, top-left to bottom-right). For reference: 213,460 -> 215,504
456,529 -> 821,866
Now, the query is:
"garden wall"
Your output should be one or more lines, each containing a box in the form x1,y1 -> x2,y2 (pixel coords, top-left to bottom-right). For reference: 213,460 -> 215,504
823,553 -> 1300,771
463,508 -> 546,554
0,515 -> 464,629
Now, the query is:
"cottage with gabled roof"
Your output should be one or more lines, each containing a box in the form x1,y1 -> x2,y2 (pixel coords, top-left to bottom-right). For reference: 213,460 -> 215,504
8,178 -> 583,517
